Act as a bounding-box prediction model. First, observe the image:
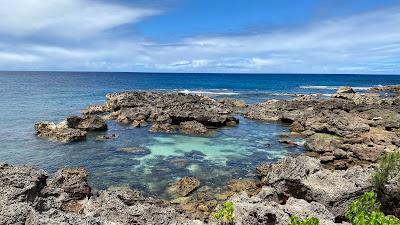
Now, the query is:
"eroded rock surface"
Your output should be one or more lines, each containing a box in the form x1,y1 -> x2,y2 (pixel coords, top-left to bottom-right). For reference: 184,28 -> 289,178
245,89 -> 400,169
0,163 -> 200,225
169,177 -> 201,197
86,92 -> 240,134
35,115 -> 107,143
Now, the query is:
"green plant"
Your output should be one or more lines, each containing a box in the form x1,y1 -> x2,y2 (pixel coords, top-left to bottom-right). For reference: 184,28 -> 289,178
371,151 -> 400,192
214,201 -> 235,223
345,191 -> 400,225
288,216 -> 319,225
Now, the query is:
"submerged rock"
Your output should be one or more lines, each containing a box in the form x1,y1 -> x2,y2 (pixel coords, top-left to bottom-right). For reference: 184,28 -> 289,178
118,146 -> 151,155
169,177 -> 201,197
95,133 -> 118,141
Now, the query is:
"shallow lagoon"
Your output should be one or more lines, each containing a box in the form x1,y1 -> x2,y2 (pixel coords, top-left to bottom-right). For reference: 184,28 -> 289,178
1,72 -> 398,198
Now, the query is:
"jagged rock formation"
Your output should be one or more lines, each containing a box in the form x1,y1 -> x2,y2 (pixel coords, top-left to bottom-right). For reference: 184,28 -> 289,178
34,115 -> 107,143
245,89 -> 400,169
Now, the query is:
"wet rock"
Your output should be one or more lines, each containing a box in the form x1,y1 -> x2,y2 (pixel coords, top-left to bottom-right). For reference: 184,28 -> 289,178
290,121 -> 305,132
66,115 -> 107,131
132,119 -> 148,127
370,85 -> 400,93
169,177 -> 201,197
118,146 -> 151,155
34,121 -> 87,143
150,123 -> 177,133
180,121 -> 208,135
336,87 -> 355,94
226,179 -> 261,196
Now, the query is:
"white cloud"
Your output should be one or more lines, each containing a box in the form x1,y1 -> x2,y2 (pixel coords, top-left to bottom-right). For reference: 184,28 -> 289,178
0,0 -> 159,38
0,3 -> 399,74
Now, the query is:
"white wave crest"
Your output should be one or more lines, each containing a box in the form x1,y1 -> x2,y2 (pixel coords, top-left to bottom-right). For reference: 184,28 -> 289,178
179,89 -> 239,95
299,85 -> 375,91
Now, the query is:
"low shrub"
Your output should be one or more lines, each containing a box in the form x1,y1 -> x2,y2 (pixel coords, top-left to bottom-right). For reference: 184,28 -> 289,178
288,216 -> 319,225
345,191 -> 400,225
214,201 -> 235,224
371,151 -> 400,192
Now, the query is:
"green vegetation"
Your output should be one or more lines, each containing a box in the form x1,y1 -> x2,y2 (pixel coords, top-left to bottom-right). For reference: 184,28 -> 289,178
289,216 -> 319,225
371,151 -> 400,192
345,191 -> 400,225
214,201 -> 235,224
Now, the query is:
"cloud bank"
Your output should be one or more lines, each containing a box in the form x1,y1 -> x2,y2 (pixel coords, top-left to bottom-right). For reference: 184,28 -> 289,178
0,0 -> 399,74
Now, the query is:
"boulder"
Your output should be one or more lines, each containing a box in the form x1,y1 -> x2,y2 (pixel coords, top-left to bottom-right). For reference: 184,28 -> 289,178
302,166 -> 374,217
169,177 -> 201,197
34,121 -> 87,143
41,168 -> 91,202
336,87 -> 355,94
150,123 -> 177,133
180,121 -> 208,135
257,156 -> 321,185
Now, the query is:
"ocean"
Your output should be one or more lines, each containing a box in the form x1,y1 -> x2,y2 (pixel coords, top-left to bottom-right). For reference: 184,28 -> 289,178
0,71 -> 399,198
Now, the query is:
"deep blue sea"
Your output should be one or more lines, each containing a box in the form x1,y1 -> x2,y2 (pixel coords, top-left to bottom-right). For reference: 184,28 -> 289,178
0,71 -> 399,198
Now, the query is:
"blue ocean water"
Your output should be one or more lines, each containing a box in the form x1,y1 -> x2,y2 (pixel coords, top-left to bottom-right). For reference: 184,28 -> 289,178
0,71 -> 399,197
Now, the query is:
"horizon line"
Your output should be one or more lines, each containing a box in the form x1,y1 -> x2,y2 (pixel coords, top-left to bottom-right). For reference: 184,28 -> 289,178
0,70 -> 399,76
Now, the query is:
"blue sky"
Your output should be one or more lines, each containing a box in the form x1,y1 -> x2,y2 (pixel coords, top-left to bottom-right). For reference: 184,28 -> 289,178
0,0 -> 399,73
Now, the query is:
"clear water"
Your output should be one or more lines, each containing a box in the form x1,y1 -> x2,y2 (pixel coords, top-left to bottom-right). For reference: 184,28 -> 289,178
0,72 -> 399,198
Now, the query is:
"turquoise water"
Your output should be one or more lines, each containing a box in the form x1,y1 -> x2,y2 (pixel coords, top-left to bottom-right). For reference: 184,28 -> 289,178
0,72 -> 399,197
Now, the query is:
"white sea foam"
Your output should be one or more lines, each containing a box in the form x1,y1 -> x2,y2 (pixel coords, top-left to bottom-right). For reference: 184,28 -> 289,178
299,85 -> 376,91
179,89 -> 239,95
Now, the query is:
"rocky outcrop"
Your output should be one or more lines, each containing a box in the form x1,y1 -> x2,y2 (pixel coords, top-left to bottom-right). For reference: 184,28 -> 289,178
169,177 -> 201,197
34,115 -> 107,143
180,121 -> 208,135
85,92 -> 239,134
370,85 -> 400,93
255,155 -> 374,219
0,163 -> 200,225
336,87 -> 355,94
229,193 -> 348,225
65,115 -> 107,131
34,121 -> 87,143
245,88 -> 400,169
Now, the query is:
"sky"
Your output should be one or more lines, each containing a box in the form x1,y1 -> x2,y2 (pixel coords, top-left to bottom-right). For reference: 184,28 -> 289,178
0,0 -> 399,74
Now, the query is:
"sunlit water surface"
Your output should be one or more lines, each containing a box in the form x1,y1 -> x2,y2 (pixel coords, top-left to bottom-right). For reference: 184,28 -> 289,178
1,72 -> 398,198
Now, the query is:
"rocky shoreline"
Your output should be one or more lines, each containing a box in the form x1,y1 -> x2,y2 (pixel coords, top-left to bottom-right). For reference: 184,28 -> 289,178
2,87 -> 399,224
